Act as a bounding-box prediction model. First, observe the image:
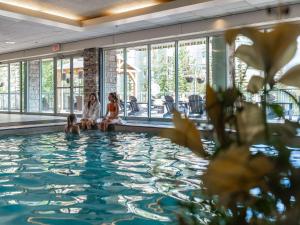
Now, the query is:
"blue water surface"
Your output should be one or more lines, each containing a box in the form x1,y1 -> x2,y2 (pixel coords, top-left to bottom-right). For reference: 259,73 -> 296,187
0,132 -> 209,225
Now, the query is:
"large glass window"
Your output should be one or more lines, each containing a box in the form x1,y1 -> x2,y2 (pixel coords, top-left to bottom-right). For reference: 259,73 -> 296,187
73,57 -> 84,114
273,36 -> 300,121
9,62 -> 21,112
178,39 -> 207,119
151,42 -> 175,118
104,49 -> 124,117
0,64 -> 9,111
21,61 -> 26,112
41,59 -> 54,113
57,58 -> 71,113
28,60 -> 41,112
234,36 -> 262,102
126,46 -> 148,117
57,57 -> 84,114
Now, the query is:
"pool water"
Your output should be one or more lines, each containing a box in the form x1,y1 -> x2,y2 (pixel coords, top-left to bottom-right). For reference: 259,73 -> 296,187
0,132 -> 208,225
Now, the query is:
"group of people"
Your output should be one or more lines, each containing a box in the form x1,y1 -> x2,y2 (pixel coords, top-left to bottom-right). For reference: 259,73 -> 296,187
64,92 -> 121,135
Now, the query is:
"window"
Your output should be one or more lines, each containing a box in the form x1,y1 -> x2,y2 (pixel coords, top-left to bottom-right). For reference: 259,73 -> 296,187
57,58 -> 71,113
0,64 -> 9,111
104,49 -> 124,117
102,35 -> 243,121
273,36 -> 300,121
28,60 -> 41,112
57,56 -> 84,114
178,39 -> 207,119
126,46 -> 148,117
73,57 -> 84,114
41,59 -> 54,113
233,36 -> 262,102
21,61 -> 26,112
9,62 -> 21,112
151,42 -> 175,118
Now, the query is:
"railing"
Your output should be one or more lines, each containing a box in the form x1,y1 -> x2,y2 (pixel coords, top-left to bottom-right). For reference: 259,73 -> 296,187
244,88 -> 300,120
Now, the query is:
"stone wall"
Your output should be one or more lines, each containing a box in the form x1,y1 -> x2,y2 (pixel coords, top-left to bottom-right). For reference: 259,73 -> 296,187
83,48 -> 99,104
28,60 -> 40,112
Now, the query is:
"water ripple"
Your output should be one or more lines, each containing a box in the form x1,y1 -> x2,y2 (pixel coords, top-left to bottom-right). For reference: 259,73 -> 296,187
0,132 -> 207,225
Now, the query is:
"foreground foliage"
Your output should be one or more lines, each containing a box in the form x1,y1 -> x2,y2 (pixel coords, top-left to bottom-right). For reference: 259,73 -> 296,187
161,23 -> 300,225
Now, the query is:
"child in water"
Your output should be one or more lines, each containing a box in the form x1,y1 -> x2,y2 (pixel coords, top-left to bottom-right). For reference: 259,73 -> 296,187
99,92 -> 121,131
64,114 -> 80,135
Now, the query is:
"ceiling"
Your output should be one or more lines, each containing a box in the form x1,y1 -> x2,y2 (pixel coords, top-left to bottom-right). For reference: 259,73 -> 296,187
0,0 -> 299,54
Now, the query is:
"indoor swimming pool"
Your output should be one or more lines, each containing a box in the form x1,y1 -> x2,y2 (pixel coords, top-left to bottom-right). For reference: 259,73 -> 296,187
0,132 -> 209,225
0,131 -> 300,225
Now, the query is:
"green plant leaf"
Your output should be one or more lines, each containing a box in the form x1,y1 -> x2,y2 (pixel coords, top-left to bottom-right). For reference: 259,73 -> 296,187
247,75 -> 264,94
278,64 -> 300,88
268,103 -> 284,118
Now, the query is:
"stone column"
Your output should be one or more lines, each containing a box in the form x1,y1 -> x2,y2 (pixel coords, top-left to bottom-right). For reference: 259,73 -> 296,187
83,48 -> 99,104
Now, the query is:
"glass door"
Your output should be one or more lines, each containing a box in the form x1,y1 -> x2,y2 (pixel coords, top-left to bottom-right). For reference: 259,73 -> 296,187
57,56 -> 84,114
57,58 -> 71,113
73,57 -> 84,114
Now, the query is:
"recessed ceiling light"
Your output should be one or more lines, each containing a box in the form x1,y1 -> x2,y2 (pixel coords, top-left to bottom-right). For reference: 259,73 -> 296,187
5,41 -> 16,44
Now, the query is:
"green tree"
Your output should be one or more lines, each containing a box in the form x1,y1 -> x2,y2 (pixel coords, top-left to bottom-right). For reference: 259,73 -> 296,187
41,60 -> 54,93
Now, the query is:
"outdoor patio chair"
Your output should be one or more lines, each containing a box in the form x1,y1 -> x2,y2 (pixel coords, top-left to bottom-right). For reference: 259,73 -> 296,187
163,95 -> 175,118
119,99 -> 125,113
128,96 -> 140,116
188,95 -> 204,118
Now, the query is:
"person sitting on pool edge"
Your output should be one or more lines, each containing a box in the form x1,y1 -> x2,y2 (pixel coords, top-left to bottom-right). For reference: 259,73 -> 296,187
99,92 -> 122,131
65,114 -> 80,135
81,93 -> 101,130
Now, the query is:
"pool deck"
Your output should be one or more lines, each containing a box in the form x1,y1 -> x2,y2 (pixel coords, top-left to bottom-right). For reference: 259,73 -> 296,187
0,114 -> 65,135
0,113 -> 299,147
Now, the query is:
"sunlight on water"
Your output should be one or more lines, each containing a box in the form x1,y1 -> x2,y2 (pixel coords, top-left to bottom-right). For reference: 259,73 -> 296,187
0,132 -> 208,225
0,132 -> 298,224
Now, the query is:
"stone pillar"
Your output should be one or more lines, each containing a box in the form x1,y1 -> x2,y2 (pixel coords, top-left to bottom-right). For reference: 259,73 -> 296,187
83,48 -> 99,104
28,60 -> 40,112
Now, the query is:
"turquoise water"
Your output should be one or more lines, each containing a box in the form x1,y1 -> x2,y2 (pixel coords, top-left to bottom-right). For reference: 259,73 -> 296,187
0,132 -> 209,225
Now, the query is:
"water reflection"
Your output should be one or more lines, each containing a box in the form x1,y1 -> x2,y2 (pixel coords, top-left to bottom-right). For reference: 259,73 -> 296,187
0,132 -> 297,224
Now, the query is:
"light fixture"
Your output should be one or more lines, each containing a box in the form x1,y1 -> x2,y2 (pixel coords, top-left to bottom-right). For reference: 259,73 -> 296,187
106,0 -> 170,15
5,41 -> 16,44
0,0 -> 81,20
213,19 -> 227,30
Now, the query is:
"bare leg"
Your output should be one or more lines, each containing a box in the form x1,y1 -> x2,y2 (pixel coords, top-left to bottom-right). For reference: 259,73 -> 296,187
86,120 -> 92,130
99,121 -> 105,132
81,120 -> 87,130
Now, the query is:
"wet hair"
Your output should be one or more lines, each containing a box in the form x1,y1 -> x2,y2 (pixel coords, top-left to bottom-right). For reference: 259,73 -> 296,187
88,93 -> 98,109
109,92 -> 119,103
67,114 -> 77,127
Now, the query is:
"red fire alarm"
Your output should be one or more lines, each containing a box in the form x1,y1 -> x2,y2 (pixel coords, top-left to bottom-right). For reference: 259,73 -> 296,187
52,43 -> 61,52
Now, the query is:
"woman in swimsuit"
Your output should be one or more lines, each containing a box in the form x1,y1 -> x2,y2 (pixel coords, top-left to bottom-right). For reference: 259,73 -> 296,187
99,92 -> 120,131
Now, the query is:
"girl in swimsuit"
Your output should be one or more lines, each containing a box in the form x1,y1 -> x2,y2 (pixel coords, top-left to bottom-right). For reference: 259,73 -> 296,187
99,92 -> 120,131
65,114 -> 80,135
